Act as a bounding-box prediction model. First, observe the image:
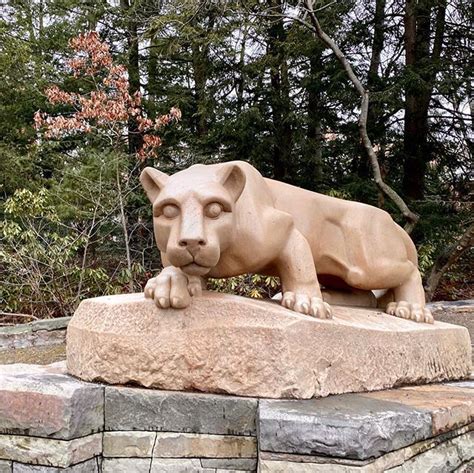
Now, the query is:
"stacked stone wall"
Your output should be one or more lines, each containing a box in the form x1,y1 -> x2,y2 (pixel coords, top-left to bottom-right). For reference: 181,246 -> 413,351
0,362 -> 473,472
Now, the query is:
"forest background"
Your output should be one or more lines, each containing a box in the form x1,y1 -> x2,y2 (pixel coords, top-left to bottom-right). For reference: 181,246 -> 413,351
0,0 -> 472,319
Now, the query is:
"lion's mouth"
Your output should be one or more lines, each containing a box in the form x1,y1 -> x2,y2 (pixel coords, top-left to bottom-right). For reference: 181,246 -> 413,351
181,261 -> 211,276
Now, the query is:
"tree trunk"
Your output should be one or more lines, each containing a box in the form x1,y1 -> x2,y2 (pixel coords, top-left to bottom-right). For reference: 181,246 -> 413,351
120,0 -> 143,155
116,164 -> 134,293
190,10 -> 216,140
236,25 -> 248,115
147,36 -> 160,100
191,42 -> 210,138
306,48 -> 323,185
267,0 -> 292,181
402,0 -> 446,200
358,0 -> 386,180
302,0 -> 419,231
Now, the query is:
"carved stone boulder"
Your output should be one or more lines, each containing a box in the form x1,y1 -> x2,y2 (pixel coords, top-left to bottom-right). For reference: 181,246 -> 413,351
66,293 -> 472,399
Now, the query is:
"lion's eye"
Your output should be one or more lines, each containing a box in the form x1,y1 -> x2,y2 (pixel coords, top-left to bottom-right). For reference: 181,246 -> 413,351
205,202 -> 223,218
162,204 -> 180,219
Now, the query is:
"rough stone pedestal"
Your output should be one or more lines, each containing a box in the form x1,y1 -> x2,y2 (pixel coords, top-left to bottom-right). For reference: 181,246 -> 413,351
66,292 -> 471,399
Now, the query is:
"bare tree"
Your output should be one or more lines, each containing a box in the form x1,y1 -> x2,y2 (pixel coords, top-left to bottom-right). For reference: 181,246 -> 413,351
293,0 -> 419,232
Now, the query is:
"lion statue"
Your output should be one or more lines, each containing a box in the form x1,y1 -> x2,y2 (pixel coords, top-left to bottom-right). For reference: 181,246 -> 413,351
140,161 -> 433,323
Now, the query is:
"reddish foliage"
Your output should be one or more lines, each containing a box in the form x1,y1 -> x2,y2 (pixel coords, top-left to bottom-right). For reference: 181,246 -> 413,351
34,31 -> 181,159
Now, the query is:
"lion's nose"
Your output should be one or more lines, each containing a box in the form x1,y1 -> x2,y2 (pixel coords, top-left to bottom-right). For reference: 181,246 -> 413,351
178,238 -> 207,249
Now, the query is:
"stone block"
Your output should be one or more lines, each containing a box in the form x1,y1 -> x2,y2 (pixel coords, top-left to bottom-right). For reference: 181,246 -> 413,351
103,431 -> 155,458
200,458 -> 257,470
0,460 -> 11,473
216,468 -> 255,473
11,458 -> 99,472
0,434 -> 102,468
258,424 -> 474,471
152,432 -> 256,458
150,459 -> 213,473
67,293 -> 472,399
105,386 -> 257,435
259,460 -> 355,472
102,458 -> 217,473
456,463 -> 474,473
362,384 -> 474,435
0,318 -> 70,351
0,331 -> 66,352
259,451 -> 366,467
447,378 -> 474,390
101,458 -> 150,473
0,363 -> 103,439
387,431 -> 474,472
258,394 -> 432,460
259,431 -> 474,473
29,318 -> 71,333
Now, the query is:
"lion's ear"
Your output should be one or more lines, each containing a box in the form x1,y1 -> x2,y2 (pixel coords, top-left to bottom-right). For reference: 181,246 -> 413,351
140,167 -> 169,203
217,164 -> 246,202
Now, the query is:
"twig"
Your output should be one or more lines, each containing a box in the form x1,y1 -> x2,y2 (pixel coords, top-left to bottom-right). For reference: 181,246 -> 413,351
0,312 -> 39,320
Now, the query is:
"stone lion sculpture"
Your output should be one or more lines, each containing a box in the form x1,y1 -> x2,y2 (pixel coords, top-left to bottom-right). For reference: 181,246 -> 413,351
140,161 -> 433,323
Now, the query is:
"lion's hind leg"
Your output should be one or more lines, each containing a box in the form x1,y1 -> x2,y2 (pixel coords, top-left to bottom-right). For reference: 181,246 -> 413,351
386,264 -> 434,324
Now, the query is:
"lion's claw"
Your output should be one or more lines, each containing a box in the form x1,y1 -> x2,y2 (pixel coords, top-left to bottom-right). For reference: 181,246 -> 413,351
282,291 -> 332,319
187,275 -> 203,297
386,301 -> 434,324
144,266 -> 198,309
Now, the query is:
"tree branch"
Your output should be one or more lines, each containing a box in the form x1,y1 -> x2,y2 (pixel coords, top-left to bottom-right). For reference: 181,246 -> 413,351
424,222 -> 474,301
302,0 -> 419,232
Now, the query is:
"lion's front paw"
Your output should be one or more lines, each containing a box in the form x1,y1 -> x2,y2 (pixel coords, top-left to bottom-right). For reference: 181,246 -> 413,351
386,301 -> 434,324
144,266 -> 198,309
281,291 -> 332,319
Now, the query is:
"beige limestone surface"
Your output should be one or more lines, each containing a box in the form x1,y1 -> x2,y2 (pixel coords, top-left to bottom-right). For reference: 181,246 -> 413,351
140,161 -> 433,323
66,293 -> 471,399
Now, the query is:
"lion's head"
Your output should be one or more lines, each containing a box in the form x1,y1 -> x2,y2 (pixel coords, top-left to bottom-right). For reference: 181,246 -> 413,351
140,163 -> 246,276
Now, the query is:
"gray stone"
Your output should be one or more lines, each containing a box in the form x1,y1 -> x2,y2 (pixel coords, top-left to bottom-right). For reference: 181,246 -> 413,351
0,318 -> 70,351
150,458 -> 213,473
259,460 -> 361,472
216,470 -> 254,473
201,458 -> 257,470
455,461 -> 474,472
30,318 -> 71,333
259,451 -> 366,466
0,318 -> 70,336
386,431 -> 474,472
0,331 -> 66,351
446,380 -> 474,389
0,433 -> 102,468
0,460 -> 12,473
259,431 -> 474,473
258,394 -> 433,460
101,458 -> 216,473
101,458 -> 150,473
12,458 -> 99,472
105,386 -> 257,435
0,363 -> 103,439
